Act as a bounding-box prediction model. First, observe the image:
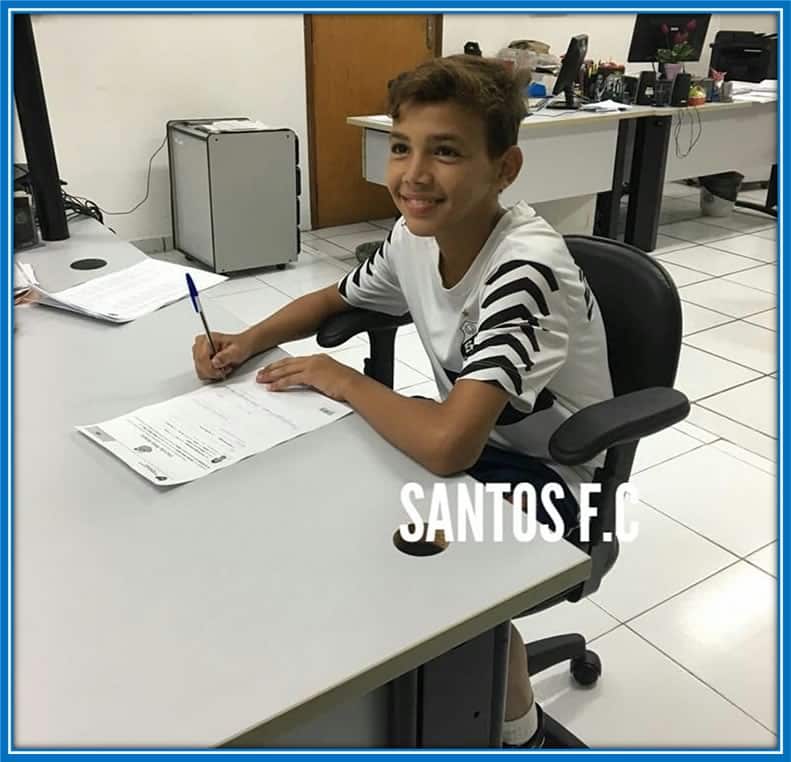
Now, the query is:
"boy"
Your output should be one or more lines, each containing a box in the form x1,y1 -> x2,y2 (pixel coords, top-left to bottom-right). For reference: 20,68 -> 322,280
193,55 -> 613,747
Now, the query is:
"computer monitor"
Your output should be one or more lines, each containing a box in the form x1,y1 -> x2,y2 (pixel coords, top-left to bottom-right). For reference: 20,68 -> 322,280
547,34 -> 588,110
628,14 -> 711,63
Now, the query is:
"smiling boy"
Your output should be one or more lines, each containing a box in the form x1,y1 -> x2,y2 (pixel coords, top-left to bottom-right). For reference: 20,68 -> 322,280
193,55 -> 613,747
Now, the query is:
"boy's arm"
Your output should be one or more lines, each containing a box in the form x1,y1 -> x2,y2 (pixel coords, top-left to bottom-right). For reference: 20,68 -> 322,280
193,285 -> 351,380
259,351 -> 508,476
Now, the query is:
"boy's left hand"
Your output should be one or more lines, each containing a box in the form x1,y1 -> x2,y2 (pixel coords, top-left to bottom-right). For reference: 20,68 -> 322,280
256,354 -> 360,402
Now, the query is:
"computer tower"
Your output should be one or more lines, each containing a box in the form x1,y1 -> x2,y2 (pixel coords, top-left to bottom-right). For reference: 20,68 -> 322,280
636,71 -> 656,105
167,118 -> 300,274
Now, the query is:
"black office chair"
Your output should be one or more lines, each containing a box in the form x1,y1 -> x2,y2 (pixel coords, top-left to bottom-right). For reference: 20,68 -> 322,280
317,235 -> 690,747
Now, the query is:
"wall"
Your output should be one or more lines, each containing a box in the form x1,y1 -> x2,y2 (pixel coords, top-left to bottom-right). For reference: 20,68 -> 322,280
15,13 -> 775,241
15,14 -> 309,241
442,13 -> 777,78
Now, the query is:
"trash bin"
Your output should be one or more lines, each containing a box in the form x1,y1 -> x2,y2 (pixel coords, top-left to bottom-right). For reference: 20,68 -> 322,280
698,171 -> 744,217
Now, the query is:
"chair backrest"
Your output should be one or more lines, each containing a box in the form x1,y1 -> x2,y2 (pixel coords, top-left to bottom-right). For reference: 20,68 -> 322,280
563,235 -> 683,396
559,236 -> 685,601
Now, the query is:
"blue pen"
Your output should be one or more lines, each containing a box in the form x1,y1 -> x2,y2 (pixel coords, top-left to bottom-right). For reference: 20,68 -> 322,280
185,273 -> 218,357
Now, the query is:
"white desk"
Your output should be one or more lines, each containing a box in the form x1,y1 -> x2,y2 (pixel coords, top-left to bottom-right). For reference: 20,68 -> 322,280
14,224 -> 590,747
348,108 -> 655,237
348,100 -> 776,252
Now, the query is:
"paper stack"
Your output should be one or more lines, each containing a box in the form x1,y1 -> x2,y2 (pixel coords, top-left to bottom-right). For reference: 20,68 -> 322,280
31,258 -> 227,323
731,79 -> 777,103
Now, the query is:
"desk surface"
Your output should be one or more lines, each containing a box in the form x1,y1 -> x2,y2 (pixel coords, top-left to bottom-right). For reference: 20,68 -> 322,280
347,99 -> 768,135
15,231 -> 590,747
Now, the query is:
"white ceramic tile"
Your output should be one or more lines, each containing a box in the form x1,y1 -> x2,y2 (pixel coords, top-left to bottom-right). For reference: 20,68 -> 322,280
662,182 -> 699,199
746,543 -> 776,577
674,345 -> 761,401
304,237 -> 359,260
697,376 -> 776,438
679,279 -> 774,318
630,444 -> 776,557
658,245 -> 766,276
256,259 -> 347,299
725,264 -> 776,294
658,262 -> 712,287
711,440 -> 775,476
753,227 -> 776,241
686,404 -> 776,461
659,219 -> 740,245
681,301 -> 734,336
395,332 -> 434,377
651,234 -> 697,255
311,222 -> 379,239
590,499 -> 736,622
631,562 -> 776,732
632,428 -> 705,474
745,309 -> 776,331
673,419 -> 718,444
300,230 -> 319,242
210,284 -> 291,328
514,599 -> 619,648
532,626 -> 775,748
327,344 -> 428,391
368,217 -> 397,230
684,321 -> 775,374
325,230 -> 387,254
708,234 -> 776,263
399,378 -> 441,401
704,210 -> 776,235
202,274 -> 267,300
279,332 -> 366,359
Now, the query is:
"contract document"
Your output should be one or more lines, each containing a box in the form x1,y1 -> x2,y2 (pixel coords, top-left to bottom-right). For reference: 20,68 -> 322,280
77,362 -> 352,485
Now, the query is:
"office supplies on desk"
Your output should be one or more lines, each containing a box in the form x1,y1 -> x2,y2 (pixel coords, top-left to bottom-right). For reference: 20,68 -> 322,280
30,257 -> 226,323
76,356 -> 352,486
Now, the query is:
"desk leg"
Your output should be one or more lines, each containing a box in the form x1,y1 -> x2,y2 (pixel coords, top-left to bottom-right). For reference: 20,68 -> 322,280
624,115 -> 672,252
389,622 -> 510,748
594,119 -> 635,239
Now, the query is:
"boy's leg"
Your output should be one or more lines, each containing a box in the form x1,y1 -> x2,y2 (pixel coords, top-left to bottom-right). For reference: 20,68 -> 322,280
503,622 -> 544,747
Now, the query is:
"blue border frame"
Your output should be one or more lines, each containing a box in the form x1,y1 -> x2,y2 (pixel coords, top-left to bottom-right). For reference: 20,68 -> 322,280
1,3 -> 786,759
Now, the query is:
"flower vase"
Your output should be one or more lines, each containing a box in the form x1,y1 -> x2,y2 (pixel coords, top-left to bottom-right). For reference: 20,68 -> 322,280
662,62 -> 683,80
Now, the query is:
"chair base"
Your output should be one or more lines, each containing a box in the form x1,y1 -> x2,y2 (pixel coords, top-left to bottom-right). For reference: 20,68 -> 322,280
526,634 -> 599,748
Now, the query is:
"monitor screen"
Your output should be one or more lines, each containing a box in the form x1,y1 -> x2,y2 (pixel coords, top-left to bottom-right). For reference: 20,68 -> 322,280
628,14 -> 711,63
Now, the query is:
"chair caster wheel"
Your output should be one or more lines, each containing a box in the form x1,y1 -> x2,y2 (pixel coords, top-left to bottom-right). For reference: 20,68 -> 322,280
277,263 -> 286,271
570,650 -> 601,686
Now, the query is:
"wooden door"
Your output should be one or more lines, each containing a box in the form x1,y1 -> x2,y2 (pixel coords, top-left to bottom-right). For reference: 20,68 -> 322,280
305,14 -> 442,229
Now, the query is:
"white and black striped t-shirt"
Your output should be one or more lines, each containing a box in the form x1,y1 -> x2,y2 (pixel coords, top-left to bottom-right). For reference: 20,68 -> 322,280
337,201 -> 614,494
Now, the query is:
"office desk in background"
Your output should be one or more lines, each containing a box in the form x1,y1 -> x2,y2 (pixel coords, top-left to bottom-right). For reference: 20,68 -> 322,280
14,222 -> 590,747
349,100 -> 776,253
348,107 -> 655,239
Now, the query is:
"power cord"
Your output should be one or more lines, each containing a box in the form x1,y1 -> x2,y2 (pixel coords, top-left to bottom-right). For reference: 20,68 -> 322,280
673,106 -> 702,158
97,134 -> 168,216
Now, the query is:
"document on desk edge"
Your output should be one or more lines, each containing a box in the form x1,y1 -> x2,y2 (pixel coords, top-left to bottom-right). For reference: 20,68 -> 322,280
31,258 -> 226,323
76,367 -> 353,486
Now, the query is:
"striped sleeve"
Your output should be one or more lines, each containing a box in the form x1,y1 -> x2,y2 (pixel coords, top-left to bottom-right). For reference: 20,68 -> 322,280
458,256 -> 570,410
337,225 -> 409,316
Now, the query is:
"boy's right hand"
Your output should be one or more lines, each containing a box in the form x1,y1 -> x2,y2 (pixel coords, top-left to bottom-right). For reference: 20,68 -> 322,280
193,332 -> 253,381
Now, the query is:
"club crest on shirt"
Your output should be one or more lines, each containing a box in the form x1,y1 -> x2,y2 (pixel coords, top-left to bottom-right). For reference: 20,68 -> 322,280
460,319 -> 477,358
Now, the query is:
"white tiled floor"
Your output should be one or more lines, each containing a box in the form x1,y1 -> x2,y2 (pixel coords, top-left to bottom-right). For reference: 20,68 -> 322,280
154,180 -> 777,748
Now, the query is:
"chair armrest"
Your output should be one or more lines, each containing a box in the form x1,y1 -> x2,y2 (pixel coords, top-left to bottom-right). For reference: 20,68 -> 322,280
316,308 -> 412,349
549,387 -> 690,466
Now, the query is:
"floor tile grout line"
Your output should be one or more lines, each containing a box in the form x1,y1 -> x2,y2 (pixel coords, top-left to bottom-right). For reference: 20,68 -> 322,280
658,256 -> 776,280
620,621 -> 777,737
694,400 -> 776,441
709,440 -> 776,476
631,441 -> 710,476
595,558 -> 742,627
682,341 -> 773,377
635,489 -> 774,561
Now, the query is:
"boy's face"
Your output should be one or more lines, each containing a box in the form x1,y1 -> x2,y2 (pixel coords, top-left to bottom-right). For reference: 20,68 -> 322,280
386,100 -> 521,241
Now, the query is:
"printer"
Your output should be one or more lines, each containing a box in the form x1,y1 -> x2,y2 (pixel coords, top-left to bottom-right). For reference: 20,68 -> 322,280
167,118 -> 301,274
